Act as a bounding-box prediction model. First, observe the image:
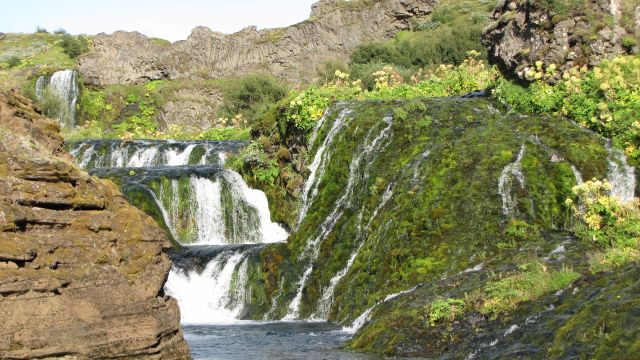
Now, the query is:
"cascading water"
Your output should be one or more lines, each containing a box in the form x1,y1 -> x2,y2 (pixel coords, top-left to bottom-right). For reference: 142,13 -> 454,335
498,144 -> 526,218
70,139 -> 288,326
285,113 -> 394,320
606,142 -> 636,202
35,69 -> 79,128
166,248 -> 252,324
69,140 -> 246,169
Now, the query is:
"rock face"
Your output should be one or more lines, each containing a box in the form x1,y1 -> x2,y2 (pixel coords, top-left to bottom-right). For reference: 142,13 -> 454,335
482,0 -> 639,81
0,92 -> 190,359
79,0 -> 434,86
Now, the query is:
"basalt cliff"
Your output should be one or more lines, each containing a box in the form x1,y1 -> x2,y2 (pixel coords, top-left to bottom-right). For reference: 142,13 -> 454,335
0,91 -> 190,359
78,0 -> 434,86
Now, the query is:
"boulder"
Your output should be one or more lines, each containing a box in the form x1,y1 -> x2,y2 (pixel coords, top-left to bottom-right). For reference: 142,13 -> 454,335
0,92 -> 191,359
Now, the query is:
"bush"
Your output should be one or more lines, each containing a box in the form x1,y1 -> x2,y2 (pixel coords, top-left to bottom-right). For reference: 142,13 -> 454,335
316,59 -> 348,85
5,56 -> 21,68
54,28 -> 67,35
36,88 -> 62,120
427,298 -> 466,326
493,56 -> 640,161
35,26 -> 48,34
59,34 -> 89,59
220,74 -> 288,119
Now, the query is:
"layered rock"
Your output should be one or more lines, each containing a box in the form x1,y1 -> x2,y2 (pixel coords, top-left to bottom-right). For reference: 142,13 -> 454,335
0,92 -> 190,359
79,0 -> 435,86
482,0 -> 639,82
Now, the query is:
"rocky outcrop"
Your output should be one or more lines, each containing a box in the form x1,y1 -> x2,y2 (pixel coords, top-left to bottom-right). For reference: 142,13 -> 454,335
79,0 -> 435,86
0,92 -> 190,359
482,0 -> 639,82
158,87 -> 223,131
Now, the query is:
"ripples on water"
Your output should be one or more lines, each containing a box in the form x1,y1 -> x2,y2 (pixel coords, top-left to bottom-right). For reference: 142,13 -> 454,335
183,322 -> 381,360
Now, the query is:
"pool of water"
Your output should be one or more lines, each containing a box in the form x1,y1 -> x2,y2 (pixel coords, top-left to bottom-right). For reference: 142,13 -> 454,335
183,321 -> 381,360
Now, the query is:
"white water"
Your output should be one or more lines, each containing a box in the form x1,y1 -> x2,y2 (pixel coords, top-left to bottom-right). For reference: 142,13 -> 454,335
155,171 -> 288,245
312,184 -> 394,320
166,144 -> 197,166
342,286 -> 418,333
570,165 -> 584,185
498,144 -> 526,217
191,177 -> 225,244
36,69 -> 79,128
606,143 -> 636,202
286,114 -> 394,319
296,108 -> 353,228
69,141 -> 232,169
166,251 -> 250,324
128,147 -> 160,168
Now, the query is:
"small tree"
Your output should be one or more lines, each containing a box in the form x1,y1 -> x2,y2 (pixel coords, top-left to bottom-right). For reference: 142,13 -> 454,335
35,26 -> 48,34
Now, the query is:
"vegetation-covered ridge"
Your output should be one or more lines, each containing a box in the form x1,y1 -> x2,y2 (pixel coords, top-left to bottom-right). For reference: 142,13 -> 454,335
225,94 -> 638,357
0,32 -> 90,90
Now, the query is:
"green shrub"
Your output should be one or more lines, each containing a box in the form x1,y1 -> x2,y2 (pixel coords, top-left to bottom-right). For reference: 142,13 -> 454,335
427,298 -> 466,326
35,27 -> 48,34
36,88 -> 62,120
5,56 -> 21,68
220,74 -> 288,119
493,56 -> 640,161
53,28 -> 67,35
197,127 -> 251,141
59,34 -> 89,59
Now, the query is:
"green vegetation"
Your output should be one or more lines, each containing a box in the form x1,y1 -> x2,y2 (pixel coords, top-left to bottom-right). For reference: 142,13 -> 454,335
478,262 -> 580,319
493,56 -> 640,163
0,33 -> 80,90
229,54 -> 498,227
59,34 -> 89,59
427,298 -> 465,326
566,179 -> 640,273
346,0 -> 493,86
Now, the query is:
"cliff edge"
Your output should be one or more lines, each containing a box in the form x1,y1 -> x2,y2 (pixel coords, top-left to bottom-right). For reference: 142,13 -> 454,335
79,0 -> 434,86
0,91 -> 190,359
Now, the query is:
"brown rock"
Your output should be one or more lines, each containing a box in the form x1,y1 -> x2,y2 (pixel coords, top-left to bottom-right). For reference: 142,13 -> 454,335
0,92 -> 190,359
482,0 -> 637,82
79,0 -> 435,86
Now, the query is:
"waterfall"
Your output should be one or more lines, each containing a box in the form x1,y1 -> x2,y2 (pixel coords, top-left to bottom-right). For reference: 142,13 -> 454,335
35,69 -> 79,128
296,108 -> 353,228
68,140 -> 246,170
71,138 -> 289,326
606,143 -> 636,202
166,250 -> 251,324
342,285 -> 419,333
312,184 -> 394,320
285,113 -> 394,320
498,144 -> 526,218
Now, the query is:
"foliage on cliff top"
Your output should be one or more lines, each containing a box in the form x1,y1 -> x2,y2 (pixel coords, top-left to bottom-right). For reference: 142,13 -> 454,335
0,33 -> 90,91
345,0 -> 493,87
493,55 -> 640,163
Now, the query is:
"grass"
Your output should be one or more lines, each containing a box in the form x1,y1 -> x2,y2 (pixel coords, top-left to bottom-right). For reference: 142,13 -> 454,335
0,33 -> 83,91
477,262 -> 581,319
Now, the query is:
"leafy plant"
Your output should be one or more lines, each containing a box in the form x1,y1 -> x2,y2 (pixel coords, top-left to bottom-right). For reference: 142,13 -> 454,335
427,298 -> 466,326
